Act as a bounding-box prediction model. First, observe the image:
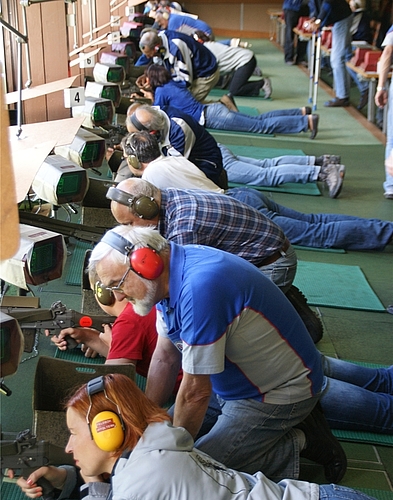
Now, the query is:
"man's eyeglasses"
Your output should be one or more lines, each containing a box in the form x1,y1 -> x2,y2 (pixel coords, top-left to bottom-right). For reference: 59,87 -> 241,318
106,266 -> 133,294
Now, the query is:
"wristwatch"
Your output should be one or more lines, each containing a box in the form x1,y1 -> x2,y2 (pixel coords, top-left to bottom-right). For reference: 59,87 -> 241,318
377,86 -> 386,91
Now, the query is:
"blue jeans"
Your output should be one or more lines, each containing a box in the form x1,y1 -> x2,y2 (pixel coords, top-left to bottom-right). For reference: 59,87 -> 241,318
346,65 -> 368,95
205,103 -> 309,135
227,188 -> 393,250
384,79 -> 393,194
195,393 -> 319,481
320,356 -> 393,434
220,144 -> 319,186
330,16 -> 352,99
257,243 -> 297,294
319,484 -> 378,500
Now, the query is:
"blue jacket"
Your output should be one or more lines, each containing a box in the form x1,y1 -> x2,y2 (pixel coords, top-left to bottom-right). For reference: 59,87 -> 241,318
160,30 -> 217,83
282,0 -> 304,12
309,0 -> 351,26
168,13 -> 213,36
161,105 -> 224,187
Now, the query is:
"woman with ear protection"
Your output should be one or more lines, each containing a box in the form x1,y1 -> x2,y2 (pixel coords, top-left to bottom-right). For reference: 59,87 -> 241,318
141,64 -> 320,139
13,373 -> 379,500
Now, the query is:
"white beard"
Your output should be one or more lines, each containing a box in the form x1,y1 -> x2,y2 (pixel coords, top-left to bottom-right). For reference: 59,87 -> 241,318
130,280 -> 157,316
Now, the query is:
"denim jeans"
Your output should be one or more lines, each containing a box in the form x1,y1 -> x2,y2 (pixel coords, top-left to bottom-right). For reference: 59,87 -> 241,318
330,16 -> 353,99
384,79 -> 393,194
258,243 -> 297,294
320,356 -> 393,434
219,144 -> 319,186
195,393 -> 319,481
227,187 -> 393,251
346,65 -> 368,94
206,103 -> 309,135
319,484 -> 379,500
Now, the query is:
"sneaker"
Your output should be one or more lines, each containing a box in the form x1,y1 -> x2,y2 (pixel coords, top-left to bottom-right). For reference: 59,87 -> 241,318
318,164 -> 345,198
384,191 -> 393,200
296,402 -> 347,483
262,77 -> 272,99
220,94 -> 239,113
253,66 -> 263,77
285,285 -> 323,344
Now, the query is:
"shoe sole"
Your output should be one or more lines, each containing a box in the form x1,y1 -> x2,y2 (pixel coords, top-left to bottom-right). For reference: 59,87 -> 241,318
330,165 -> 345,198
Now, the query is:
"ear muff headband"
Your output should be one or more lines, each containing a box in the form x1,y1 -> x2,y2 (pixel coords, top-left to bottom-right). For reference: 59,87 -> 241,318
86,376 -> 125,452
130,113 -> 149,132
101,231 -> 164,280
106,186 -> 159,220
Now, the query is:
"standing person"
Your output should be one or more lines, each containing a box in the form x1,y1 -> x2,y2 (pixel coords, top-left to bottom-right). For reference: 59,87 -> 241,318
283,0 -> 310,65
310,0 -> 353,107
375,24 -> 393,199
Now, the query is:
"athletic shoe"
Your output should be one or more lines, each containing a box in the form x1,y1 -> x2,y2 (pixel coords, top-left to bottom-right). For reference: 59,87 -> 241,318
262,77 -> 272,99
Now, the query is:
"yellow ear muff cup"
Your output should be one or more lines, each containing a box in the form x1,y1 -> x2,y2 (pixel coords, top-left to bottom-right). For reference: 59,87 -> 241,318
91,411 -> 124,451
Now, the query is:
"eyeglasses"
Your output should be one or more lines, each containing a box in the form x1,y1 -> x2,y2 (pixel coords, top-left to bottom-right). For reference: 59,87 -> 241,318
106,266 -> 133,294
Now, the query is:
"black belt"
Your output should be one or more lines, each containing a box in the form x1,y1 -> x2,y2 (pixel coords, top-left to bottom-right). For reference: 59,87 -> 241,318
257,238 -> 291,267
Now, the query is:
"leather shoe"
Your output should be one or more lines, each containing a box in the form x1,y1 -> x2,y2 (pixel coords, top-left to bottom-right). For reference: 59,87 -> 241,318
285,285 -> 323,343
309,114 -> 319,140
296,402 -> 347,483
324,98 -> 350,107
318,164 -> 345,198
357,89 -> 369,110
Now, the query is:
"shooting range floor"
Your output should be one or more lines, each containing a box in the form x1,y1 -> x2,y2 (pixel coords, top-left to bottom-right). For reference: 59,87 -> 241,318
1,38 -> 392,496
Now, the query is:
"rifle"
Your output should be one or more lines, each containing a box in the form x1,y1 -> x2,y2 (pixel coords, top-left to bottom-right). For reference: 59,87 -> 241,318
18,211 -> 106,244
0,300 -> 116,352
1,428 -> 72,500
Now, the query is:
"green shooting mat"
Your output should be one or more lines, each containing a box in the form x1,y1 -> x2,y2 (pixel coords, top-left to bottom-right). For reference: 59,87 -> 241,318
65,240 -> 93,286
293,261 -> 385,311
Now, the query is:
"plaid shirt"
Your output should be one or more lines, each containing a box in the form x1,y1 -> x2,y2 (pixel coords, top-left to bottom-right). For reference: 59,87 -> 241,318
158,188 -> 286,264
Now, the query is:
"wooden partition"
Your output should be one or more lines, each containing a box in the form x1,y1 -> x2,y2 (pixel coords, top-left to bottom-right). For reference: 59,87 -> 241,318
183,1 -> 283,38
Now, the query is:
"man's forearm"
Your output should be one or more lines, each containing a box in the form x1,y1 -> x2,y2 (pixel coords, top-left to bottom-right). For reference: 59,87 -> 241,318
173,373 -> 212,438
145,358 -> 179,406
173,393 -> 210,438
377,44 -> 393,89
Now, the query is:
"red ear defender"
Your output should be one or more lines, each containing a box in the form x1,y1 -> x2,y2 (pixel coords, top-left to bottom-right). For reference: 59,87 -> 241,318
130,247 -> 164,280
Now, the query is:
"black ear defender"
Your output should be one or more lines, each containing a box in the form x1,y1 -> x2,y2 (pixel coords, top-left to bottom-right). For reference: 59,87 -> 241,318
101,231 -> 164,280
86,376 -> 125,452
106,186 -> 159,220
124,132 -> 142,170
129,113 -> 150,132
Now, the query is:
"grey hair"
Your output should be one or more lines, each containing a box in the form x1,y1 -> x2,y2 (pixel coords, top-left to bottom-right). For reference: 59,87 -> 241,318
139,30 -> 161,50
133,104 -> 167,133
88,225 -> 169,276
